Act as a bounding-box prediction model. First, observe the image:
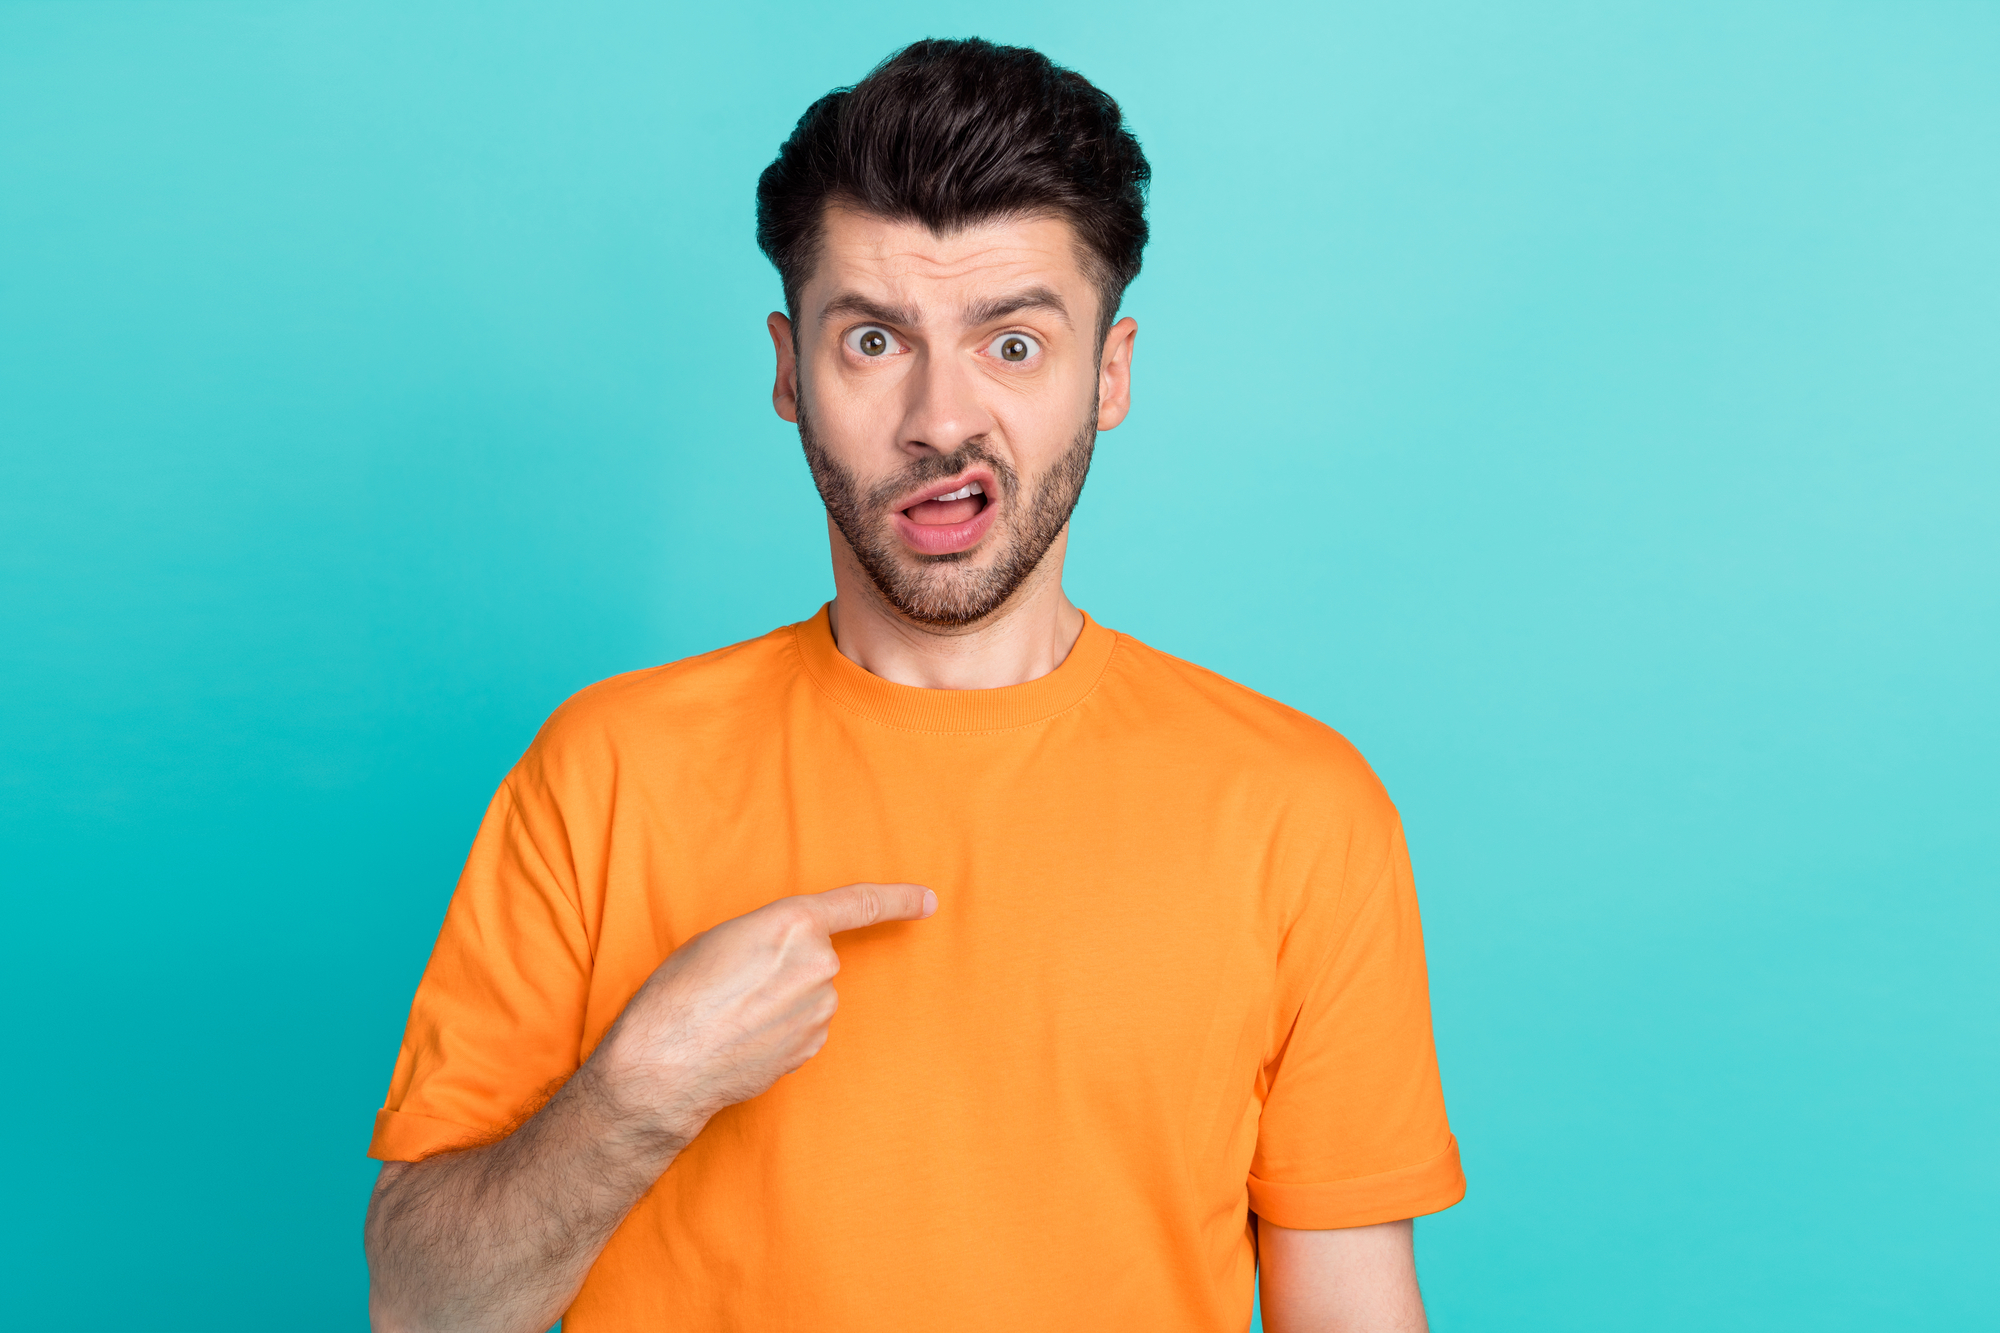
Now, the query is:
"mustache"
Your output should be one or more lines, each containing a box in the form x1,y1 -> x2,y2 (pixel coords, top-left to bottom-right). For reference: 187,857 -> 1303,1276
864,439 -> 1017,510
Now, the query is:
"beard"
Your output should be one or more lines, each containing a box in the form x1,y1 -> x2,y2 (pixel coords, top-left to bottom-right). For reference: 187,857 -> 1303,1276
797,405 -> 1097,629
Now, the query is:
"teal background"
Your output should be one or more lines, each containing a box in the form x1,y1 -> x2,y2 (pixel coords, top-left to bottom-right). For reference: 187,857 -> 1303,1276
2,1 -> 1995,1328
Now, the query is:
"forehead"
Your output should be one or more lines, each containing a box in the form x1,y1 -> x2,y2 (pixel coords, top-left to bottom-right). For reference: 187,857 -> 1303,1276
808,207 -> 1093,320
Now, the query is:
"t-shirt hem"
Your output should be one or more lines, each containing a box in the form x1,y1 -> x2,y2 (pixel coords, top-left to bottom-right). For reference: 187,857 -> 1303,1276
1248,1136 -> 1465,1229
368,1107 -> 492,1162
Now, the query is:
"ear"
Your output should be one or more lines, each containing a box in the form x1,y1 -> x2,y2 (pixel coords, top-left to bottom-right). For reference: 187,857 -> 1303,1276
768,311 -> 800,423
1096,316 -> 1138,431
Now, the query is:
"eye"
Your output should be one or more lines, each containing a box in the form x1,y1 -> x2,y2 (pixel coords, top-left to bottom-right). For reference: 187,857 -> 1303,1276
844,325 -> 903,358
985,332 -> 1041,364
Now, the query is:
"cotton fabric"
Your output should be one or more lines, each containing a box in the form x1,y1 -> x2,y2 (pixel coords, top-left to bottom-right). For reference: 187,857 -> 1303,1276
372,607 -> 1463,1331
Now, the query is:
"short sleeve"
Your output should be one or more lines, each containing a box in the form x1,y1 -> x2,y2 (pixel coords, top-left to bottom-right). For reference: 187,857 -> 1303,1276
368,776 -> 593,1161
1249,819 -> 1465,1228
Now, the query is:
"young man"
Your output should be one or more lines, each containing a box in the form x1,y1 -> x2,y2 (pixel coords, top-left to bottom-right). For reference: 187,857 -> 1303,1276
364,38 -> 1463,1333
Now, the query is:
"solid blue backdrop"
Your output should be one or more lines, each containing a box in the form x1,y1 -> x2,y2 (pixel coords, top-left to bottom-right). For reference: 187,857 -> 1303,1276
2,2 -> 1994,1328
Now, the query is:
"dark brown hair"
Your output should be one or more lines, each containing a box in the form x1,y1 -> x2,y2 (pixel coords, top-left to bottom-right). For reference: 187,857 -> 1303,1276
756,38 -> 1151,342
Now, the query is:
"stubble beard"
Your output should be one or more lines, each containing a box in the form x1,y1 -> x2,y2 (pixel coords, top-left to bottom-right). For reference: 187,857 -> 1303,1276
797,404 -> 1098,629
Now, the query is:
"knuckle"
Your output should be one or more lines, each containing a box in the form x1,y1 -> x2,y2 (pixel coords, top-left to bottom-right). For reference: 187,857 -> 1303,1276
760,903 -> 813,948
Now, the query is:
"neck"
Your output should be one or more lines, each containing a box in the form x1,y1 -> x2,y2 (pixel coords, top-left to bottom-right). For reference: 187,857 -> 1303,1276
823,519 -> 1086,690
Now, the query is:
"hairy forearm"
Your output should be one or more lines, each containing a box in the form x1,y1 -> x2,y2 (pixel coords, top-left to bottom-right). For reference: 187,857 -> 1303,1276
364,1061 -> 693,1333
364,884 -> 933,1330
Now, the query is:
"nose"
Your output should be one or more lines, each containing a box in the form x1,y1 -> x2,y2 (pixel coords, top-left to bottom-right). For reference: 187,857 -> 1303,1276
897,343 -> 996,459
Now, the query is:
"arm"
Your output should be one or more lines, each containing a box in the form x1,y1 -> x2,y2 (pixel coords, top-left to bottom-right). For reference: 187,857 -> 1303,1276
364,1059 -> 679,1333
1258,1217 -> 1427,1333
364,882 -> 937,1333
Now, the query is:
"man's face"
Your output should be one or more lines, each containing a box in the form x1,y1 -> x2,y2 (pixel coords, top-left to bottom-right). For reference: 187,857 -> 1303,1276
769,207 -> 1136,628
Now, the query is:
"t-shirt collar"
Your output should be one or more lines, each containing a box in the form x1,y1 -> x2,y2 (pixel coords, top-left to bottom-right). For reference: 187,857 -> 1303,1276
790,603 -> 1118,733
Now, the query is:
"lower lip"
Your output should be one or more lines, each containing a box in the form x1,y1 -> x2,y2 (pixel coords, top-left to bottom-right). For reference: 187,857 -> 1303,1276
891,499 -> 998,556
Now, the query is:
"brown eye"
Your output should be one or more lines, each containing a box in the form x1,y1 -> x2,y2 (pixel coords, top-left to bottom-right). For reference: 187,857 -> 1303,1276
985,331 -> 1041,363
846,325 -> 899,358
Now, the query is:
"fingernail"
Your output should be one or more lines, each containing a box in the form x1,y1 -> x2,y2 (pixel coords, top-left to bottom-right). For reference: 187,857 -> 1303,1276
922,889 -> 938,916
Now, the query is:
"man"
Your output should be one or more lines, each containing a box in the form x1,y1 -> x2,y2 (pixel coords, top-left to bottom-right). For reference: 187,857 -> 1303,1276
364,38 -> 1463,1333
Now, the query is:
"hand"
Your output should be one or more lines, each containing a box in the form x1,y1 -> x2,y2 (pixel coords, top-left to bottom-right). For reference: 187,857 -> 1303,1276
587,883 -> 938,1145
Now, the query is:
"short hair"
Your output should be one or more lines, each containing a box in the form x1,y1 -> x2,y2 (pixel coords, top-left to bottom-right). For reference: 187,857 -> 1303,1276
756,38 -> 1151,344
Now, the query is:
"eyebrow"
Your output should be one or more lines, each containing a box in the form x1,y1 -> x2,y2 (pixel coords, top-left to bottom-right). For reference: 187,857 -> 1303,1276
817,293 -> 919,329
815,286 -> 1073,331
964,286 -> 1071,329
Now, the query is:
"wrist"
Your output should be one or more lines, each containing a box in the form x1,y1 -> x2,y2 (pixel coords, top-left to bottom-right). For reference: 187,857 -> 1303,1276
574,1033 -> 712,1155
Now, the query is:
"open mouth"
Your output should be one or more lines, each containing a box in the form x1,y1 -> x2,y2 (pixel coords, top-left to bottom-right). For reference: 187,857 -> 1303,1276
903,480 -> 989,526
891,471 -> 999,556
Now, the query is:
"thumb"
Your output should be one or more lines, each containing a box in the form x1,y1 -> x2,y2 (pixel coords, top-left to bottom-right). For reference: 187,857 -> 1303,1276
802,882 -> 938,935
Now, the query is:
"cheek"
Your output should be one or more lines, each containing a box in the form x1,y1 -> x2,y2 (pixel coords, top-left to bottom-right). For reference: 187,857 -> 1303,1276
808,348 -> 907,423
996,372 -> 1096,464
801,374 -> 902,484
803,360 -> 876,428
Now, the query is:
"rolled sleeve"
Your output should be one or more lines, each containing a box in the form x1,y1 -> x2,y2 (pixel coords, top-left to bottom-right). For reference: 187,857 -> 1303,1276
367,776 -> 592,1163
368,1107 -> 490,1163
1251,817 -> 1464,1227
1249,1136 -> 1465,1229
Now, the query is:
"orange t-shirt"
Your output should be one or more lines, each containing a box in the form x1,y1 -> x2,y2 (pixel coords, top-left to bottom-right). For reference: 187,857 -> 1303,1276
371,608 -> 1463,1331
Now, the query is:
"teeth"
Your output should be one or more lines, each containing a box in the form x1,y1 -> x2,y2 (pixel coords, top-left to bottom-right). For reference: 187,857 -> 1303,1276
930,482 -> 984,503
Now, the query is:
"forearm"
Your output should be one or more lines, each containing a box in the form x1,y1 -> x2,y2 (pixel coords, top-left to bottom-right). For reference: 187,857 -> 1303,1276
363,884 -> 931,1330
364,1060 -> 694,1333
1258,1217 -> 1427,1333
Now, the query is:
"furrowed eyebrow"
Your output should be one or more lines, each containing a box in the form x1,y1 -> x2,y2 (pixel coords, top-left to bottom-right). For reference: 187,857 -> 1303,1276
818,293 -> 918,329
815,287 -> 1072,332
964,286 -> 1071,329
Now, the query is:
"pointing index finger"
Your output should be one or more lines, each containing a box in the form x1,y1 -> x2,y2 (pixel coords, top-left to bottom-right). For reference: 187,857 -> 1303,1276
804,882 -> 938,935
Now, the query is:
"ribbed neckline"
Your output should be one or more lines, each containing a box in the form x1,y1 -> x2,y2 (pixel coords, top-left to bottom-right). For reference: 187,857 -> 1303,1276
789,604 -> 1120,734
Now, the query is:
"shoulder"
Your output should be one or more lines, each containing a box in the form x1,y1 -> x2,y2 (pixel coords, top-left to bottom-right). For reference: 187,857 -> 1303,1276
1102,628 -> 1409,907
511,621 -> 802,784
1101,628 -> 1396,817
